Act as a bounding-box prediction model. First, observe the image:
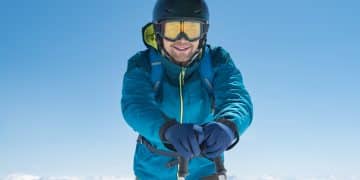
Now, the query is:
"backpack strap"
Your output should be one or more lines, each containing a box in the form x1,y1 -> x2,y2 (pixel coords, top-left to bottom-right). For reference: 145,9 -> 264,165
149,48 -> 164,92
199,46 -> 215,113
148,46 -> 214,97
199,46 -> 214,95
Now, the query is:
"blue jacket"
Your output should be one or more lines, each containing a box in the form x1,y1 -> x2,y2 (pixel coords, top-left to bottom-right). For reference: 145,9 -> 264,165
121,46 -> 253,179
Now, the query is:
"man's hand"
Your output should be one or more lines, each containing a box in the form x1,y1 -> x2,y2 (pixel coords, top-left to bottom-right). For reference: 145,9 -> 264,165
163,123 -> 203,159
202,121 -> 235,159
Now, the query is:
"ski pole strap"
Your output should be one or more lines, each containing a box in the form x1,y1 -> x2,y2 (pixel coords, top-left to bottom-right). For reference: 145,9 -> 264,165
137,136 -> 227,178
137,135 -> 179,157
137,135 -> 183,168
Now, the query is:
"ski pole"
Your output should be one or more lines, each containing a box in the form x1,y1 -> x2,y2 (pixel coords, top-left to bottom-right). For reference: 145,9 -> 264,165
214,156 -> 226,175
214,156 -> 227,180
177,156 -> 188,180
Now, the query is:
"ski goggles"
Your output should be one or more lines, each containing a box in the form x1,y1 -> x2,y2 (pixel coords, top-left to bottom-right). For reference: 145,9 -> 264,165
155,20 -> 209,42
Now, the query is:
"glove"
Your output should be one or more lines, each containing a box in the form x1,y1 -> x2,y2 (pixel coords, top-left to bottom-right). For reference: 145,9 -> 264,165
202,121 -> 235,159
162,122 -> 203,159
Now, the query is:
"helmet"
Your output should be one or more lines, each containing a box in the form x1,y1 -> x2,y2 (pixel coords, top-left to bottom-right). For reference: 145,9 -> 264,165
152,0 -> 209,23
152,0 -> 210,54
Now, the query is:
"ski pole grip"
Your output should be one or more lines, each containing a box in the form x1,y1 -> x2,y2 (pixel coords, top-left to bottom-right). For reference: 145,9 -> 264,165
177,156 -> 188,179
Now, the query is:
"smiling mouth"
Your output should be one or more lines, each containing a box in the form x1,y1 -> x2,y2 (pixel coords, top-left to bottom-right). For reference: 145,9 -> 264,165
172,46 -> 191,51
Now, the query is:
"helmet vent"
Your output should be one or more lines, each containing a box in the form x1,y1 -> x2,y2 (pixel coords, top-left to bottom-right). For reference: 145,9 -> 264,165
194,9 -> 202,14
165,8 -> 176,13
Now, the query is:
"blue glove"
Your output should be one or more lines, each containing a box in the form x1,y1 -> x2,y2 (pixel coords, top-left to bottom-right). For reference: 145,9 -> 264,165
202,121 -> 235,159
164,123 -> 203,159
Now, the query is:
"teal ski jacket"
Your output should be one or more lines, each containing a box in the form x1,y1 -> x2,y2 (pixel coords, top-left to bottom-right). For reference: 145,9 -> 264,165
121,45 -> 253,179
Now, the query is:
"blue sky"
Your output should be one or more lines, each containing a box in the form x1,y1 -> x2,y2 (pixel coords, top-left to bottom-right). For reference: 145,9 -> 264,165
1,0 -> 359,179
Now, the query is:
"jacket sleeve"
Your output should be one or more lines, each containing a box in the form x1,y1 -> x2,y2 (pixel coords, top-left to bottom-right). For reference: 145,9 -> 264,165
212,47 -> 253,139
121,52 -> 165,144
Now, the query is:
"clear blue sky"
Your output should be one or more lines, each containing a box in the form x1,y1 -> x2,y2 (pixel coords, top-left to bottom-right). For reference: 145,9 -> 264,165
1,0 -> 359,179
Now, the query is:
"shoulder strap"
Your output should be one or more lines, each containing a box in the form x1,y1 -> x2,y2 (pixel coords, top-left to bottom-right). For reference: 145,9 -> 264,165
149,48 -> 164,92
199,46 -> 214,95
148,46 -> 214,94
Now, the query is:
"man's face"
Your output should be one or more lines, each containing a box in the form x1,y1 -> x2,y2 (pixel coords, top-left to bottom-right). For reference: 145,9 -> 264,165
163,38 -> 200,65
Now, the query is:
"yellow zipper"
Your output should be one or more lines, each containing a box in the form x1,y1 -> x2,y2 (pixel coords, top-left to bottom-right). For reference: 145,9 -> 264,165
178,67 -> 186,124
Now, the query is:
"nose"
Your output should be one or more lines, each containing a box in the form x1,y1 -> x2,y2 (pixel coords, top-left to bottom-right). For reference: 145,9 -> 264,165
176,37 -> 189,43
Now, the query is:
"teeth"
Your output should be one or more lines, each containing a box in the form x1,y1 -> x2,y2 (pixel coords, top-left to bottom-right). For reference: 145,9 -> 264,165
174,46 -> 189,51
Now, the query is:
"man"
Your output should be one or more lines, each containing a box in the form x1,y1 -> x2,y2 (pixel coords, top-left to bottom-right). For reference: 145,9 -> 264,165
121,0 -> 253,179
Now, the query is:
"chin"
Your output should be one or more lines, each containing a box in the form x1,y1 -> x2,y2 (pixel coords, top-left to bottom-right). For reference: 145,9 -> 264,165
171,54 -> 190,61
173,58 -> 187,63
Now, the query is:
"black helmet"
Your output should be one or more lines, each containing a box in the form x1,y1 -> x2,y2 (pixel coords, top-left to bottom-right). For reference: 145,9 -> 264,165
153,0 -> 209,23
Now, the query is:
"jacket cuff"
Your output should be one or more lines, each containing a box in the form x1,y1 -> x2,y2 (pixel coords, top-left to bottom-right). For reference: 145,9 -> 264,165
217,118 -> 240,150
159,120 -> 177,145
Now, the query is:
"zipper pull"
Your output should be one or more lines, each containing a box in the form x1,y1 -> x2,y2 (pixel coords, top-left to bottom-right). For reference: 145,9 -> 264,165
181,67 -> 186,85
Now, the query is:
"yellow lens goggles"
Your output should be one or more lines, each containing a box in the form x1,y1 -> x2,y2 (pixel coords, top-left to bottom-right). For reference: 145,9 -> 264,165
158,20 -> 208,42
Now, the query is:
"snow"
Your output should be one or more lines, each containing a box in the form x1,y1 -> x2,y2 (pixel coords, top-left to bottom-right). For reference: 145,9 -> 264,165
2,174 -> 360,180
1,175 -> 134,180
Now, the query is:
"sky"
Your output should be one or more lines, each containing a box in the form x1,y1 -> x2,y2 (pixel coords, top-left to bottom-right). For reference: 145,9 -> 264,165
1,0 -> 360,179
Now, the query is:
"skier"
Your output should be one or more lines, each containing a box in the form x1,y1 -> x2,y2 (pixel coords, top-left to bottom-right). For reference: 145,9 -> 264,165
121,0 -> 253,179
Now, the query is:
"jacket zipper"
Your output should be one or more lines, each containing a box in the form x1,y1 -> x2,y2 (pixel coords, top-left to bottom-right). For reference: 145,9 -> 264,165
178,67 -> 186,124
